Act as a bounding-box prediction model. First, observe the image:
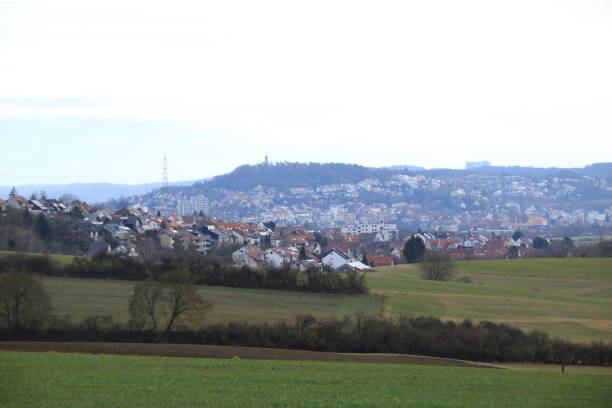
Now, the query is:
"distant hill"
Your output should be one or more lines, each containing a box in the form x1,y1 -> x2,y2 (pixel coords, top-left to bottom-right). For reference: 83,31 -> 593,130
424,163 -> 612,179
192,162 -> 612,192
200,162 -> 398,191
5,162 -> 608,204
0,181 -> 197,203
383,165 -> 426,171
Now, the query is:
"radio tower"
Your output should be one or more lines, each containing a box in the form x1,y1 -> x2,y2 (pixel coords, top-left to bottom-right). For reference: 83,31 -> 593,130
163,150 -> 168,190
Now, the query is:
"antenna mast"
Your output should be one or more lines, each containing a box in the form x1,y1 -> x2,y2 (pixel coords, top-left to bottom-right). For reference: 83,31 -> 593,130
163,150 -> 168,189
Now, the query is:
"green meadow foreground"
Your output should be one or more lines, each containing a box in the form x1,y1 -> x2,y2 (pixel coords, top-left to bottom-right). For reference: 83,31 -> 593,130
1,351 -> 611,408
42,277 -> 384,325
40,257 -> 612,341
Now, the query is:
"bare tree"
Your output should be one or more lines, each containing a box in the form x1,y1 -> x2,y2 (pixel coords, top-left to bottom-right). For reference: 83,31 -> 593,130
136,237 -> 160,260
128,269 -> 212,338
0,272 -> 53,334
419,251 -> 457,281
59,193 -> 80,205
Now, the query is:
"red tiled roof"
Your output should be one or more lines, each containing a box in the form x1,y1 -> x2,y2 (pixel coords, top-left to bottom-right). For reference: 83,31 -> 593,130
367,255 -> 394,266
215,221 -> 257,231
326,241 -> 352,254
343,234 -> 360,242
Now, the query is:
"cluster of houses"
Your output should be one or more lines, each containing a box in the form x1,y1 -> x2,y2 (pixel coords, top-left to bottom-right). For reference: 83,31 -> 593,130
1,191 -> 573,264
128,169 -> 612,233
412,231 -> 539,260
1,195 -> 72,214
231,246 -> 379,272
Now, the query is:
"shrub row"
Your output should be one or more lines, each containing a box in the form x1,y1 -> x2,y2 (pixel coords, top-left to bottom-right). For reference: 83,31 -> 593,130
0,252 -> 369,294
2,314 -> 610,365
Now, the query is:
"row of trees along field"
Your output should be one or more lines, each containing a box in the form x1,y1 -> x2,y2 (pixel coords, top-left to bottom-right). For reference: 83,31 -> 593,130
1,271 -> 610,365
0,252 -> 369,294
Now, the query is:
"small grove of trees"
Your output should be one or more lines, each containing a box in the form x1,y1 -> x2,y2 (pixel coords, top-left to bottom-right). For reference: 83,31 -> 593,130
403,236 -> 426,263
128,269 -> 212,339
193,264 -> 368,295
532,236 -> 548,249
0,208 -> 91,254
0,272 -> 53,335
512,230 -> 524,241
418,251 -> 457,281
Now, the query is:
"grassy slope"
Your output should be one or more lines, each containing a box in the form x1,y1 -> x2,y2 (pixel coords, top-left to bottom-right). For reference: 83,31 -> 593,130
455,258 -> 612,279
1,351 -> 610,408
42,277 -> 383,325
9,252 -> 612,341
0,250 -> 76,266
370,258 -> 612,341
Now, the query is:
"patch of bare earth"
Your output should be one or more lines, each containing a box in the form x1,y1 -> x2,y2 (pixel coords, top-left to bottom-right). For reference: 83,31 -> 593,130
0,341 -> 491,368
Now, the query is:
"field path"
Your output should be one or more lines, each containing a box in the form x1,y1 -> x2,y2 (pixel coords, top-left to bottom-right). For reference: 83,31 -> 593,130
0,341 -> 491,368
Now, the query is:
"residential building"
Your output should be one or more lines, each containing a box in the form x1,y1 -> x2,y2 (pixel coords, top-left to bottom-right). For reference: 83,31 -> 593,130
178,195 -> 210,216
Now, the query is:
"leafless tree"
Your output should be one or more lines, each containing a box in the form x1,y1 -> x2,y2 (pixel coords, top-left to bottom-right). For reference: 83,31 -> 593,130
136,237 -> 160,260
0,272 -> 53,334
419,251 -> 457,281
128,268 -> 212,338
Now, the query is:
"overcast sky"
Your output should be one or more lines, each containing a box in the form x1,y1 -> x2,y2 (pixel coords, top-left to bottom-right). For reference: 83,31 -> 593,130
1,0 -> 611,185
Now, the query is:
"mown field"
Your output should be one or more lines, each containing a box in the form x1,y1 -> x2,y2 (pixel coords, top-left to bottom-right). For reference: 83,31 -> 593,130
551,235 -> 612,245
42,277 -> 384,325
13,254 -> 612,341
371,258 -> 612,341
0,250 -> 76,265
2,351 -> 611,408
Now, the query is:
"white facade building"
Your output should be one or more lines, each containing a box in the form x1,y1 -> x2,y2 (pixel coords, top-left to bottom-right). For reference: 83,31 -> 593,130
321,248 -> 370,271
341,220 -> 398,240
178,195 -> 210,216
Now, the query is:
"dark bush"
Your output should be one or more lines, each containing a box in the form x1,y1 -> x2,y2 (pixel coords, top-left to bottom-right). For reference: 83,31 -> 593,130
3,314 -> 610,365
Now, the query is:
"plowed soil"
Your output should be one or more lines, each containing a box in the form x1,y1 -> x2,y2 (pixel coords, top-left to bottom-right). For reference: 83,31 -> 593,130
0,341 -> 491,368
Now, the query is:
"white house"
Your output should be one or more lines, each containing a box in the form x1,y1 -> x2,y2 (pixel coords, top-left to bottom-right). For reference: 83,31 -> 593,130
142,220 -> 161,231
321,248 -> 353,269
264,249 -> 285,268
264,247 -> 298,268
235,252 -> 265,268
321,248 -> 370,270
232,246 -> 262,262
338,261 -> 371,271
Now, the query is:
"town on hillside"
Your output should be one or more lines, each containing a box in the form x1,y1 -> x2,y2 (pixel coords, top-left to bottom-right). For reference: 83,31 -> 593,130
126,163 -> 612,235
2,186 -> 609,269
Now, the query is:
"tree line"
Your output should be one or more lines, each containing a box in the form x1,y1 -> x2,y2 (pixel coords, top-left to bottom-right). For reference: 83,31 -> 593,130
0,252 -> 369,295
2,311 -> 610,365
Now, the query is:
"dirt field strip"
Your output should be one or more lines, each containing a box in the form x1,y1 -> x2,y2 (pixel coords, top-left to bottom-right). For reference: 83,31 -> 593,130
0,341 -> 494,368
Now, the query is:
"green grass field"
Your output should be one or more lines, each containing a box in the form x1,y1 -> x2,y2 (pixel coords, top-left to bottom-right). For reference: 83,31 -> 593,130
551,235 -> 612,245
0,250 -> 77,266
1,351 -> 610,408
370,258 -> 612,341
42,277 -> 384,325
12,254 -> 612,342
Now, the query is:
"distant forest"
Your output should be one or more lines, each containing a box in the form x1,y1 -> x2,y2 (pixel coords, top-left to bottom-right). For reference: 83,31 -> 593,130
198,162 -> 396,191
189,162 -> 612,192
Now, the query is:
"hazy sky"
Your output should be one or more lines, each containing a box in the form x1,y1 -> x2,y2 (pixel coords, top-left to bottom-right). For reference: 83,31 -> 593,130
1,0 -> 611,185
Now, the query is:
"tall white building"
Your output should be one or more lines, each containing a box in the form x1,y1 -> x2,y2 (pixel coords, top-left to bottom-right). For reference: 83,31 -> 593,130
178,195 -> 210,216
341,220 -> 398,236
